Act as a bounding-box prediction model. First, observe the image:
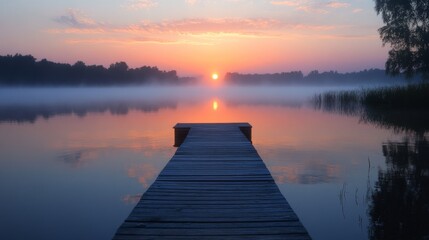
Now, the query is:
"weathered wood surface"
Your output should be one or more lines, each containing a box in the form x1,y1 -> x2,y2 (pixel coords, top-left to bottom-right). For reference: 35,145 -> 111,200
113,123 -> 311,240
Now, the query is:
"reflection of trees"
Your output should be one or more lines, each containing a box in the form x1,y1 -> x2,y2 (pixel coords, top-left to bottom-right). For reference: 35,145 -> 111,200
226,99 -> 302,108
314,92 -> 429,134
369,136 -> 429,240
0,101 -> 177,123
361,109 -> 429,135
314,90 -> 429,239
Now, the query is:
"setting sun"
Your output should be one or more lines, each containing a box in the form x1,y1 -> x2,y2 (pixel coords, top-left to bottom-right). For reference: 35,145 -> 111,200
211,73 -> 219,80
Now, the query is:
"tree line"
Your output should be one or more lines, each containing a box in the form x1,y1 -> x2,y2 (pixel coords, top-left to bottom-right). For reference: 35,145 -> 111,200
224,69 -> 413,85
0,54 -> 194,86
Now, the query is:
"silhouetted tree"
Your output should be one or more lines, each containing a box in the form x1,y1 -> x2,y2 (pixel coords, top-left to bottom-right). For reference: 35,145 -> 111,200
109,61 -> 129,73
375,0 -> 429,79
0,54 -> 185,85
224,69 -> 398,85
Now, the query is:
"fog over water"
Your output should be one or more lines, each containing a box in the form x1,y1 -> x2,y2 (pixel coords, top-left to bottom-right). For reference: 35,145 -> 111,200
0,84 -> 394,108
0,85 -> 374,123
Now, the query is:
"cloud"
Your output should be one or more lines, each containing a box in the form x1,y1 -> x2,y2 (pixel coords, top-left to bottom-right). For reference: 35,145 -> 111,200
352,8 -> 363,13
185,0 -> 198,5
53,13 -> 284,35
54,9 -> 100,28
50,14 -> 341,45
271,0 -> 327,14
53,17 -> 285,35
318,33 -> 378,40
297,6 -> 328,14
65,38 -> 217,46
292,24 -> 335,31
326,1 -> 350,8
57,148 -> 99,168
136,18 -> 282,34
185,0 -> 245,4
122,194 -> 142,204
271,0 -> 350,13
270,1 -> 301,6
126,0 -> 157,10
127,163 -> 158,188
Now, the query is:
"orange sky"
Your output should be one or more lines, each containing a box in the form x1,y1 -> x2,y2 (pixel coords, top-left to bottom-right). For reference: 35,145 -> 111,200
1,0 -> 388,76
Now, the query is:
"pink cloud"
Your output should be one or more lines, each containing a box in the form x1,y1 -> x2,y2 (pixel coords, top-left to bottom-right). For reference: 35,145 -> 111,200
54,9 -> 100,28
270,1 -> 301,6
326,1 -> 350,8
271,0 -> 329,14
127,163 -> 157,188
185,0 -> 198,5
125,0 -> 157,10
271,0 -> 351,13
51,12 -> 343,45
54,17 -> 334,35
122,194 -> 142,204
137,18 -> 282,33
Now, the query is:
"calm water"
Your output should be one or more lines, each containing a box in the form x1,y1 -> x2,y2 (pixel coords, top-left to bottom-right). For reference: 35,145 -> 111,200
0,86 -> 427,240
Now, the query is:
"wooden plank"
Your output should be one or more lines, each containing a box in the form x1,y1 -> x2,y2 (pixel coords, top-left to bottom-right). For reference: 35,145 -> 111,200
114,235 -> 310,240
119,221 -> 305,229
113,123 -> 311,239
115,227 -> 308,236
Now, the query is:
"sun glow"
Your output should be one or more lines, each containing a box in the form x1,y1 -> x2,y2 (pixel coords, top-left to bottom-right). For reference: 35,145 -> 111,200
211,73 -> 219,80
212,100 -> 219,111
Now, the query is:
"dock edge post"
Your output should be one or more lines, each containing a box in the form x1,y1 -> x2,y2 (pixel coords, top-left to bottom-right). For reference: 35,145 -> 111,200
239,126 -> 252,143
174,126 -> 190,147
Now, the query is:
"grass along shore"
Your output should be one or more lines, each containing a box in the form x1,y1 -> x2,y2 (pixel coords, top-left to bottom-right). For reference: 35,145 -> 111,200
314,83 -> 429,110
313,83 -> 429,134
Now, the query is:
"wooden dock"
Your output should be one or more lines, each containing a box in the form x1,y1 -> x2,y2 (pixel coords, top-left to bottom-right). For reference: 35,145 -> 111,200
113,123 -> 311,239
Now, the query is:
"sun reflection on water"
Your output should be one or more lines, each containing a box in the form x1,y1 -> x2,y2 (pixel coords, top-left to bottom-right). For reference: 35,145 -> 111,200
212,100 -> 219,111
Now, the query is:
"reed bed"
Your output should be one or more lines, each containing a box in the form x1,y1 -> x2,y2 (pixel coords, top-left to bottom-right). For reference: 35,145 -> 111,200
314,83 -> 429,111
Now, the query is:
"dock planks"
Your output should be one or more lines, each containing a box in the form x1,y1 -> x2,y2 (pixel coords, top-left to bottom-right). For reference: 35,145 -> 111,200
113,123 -> 311,239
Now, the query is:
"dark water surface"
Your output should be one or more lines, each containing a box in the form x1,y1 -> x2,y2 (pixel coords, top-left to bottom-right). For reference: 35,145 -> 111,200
0,86 -> 427,240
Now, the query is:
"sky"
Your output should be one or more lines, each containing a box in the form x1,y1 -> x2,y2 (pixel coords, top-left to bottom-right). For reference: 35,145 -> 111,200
0,0 -> 388,76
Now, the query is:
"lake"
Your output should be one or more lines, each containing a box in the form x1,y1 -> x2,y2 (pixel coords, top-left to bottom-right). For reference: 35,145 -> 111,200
0,86 -> 427,240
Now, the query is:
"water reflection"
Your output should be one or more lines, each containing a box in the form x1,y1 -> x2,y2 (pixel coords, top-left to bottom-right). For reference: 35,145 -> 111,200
314,91 -> 429,240
0,101 -> 177,123
212,99 -> 219,111
56,132 -> 171,170
122,194 -> 143,205
2,86 -> 428,240
58,148 -> 100,168
314,92 -> 429,134
127,163 -> 158,188
271,162 -> 340,184
370,135 -> 429,240
361,109 -> 429,135
0,86 -> 350,124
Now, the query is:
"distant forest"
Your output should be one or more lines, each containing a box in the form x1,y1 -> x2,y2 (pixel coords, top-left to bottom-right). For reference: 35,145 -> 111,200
225,69 -> 416,85
0,54 -> 195,86
0,54 -> 419,86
